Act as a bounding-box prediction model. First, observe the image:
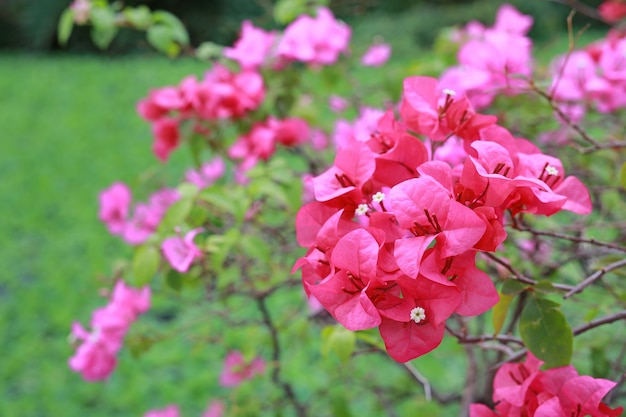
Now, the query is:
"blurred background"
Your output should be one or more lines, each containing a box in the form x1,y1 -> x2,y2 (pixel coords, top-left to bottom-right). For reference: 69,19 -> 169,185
0,0 -> 613,416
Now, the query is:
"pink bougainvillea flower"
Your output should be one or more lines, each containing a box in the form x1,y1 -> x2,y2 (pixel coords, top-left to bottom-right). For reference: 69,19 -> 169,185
361,42 -> 391,67
219,351 -> 265,387
162,228 -> 204,273
185,157 -> 226,189
143,405 -> 180,417
224,20 -> 276,69
277,7 -> 350,67
329,95 -> 349,113
68,281 -> 150,382
271,117 -> 310,147
599,0 -> 626,22
389,176 -> 487,278
202,400 -> 225,417
70,0 -> 91,24
98,182 -> 131,235
152,117 -> 181,162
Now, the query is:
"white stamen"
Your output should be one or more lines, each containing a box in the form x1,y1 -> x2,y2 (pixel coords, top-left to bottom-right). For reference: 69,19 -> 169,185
372,192 -> 385,203
355,204 -> 369,216
442,88 -> 456,97
545,166 -> 558,176
410,307 -> 426,324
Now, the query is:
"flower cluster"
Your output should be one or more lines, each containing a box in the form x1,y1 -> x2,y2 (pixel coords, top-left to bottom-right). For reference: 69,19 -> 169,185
144,401 -> 224,417
294,75 -> 591,362
218,350 -> 265,388
551,29 -> 626,115
599,0 -> 626,23
440,4 -> 533,109
137,64 -> 265,161
99,182 -> 180,245
470,353 -> 624,417
69,281 -> 150,381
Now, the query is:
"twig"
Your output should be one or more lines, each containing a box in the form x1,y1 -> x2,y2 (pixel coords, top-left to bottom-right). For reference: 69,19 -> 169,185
257,296 -> 308,417
547,0 -> 604,21
573,310 -> 626,335
402,362 -> 432,401
482,252 -> 574,291
564,259 -> 626,299
512,225 -> 626,254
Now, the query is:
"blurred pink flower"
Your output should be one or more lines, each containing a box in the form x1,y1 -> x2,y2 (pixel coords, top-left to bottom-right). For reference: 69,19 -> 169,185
202,401 -> 225,417
219,351 -> 265,387
224,20 -> 276,69
185,157 -> 226,189
329,95 -> 349,113
98,182 -> 131,235
360,43 -> 391,67
162,228 -> 204,273
143,405 -> 180,417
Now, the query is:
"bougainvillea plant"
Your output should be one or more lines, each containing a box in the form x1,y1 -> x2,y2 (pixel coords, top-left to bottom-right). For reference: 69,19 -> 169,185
60,1 -> 626,415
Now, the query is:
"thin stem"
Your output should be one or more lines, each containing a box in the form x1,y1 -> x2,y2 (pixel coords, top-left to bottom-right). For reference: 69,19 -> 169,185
512,225 -> 626,254
564,259 -> 626,299
257,296 -> 308,417
573,310 -> 626,336
482,252 -> 574,291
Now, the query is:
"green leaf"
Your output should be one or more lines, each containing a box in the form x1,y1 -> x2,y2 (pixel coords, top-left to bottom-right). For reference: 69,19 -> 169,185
321,325 -> 355,362
127,334 -> 156,358
152,10 -> 189,44
147,24 -> 180,57
492,292 -> 514,335
534,280 -> 558,294
239,235 -> 271,265
165,269 -> 183,292
330,394 -> 353,417
519,296 -> 573,368
57,9 -> 75,46
273,0 -> 307,24
159,197 -> 194,231
501,279 -> 527,295
196,42 -> 224,61
131,245 -> 160,287
620,161 -> 626,191
124,5 -> 152,30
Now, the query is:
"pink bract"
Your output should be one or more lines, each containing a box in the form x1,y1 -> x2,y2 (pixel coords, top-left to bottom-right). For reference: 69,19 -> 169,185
162,228 -> 204,273
224,20 -> 276,69
361,43 -> 391,67
144,405 -> 180,417
219,351 -> 265,387
98,182 -> 131,235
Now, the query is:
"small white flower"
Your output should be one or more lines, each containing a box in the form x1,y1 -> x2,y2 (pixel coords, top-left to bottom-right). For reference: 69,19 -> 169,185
545,166 -> 558,176
372,192 -> 385,203
442,88 -> 456,97
355,204 -> 369,216
410,307 -> 426,324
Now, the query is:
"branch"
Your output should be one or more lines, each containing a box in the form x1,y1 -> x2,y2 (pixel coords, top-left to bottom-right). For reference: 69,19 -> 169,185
512,225 -> 626,254
548,0 -> 604,21
401,362 -> 461,404
257,296 -> 308,417
482,252 -> 574,291
573,310 -> 626,336
564,258 -> 626,299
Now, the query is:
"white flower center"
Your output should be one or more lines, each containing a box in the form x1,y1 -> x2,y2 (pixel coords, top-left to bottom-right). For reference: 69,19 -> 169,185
372,192 -> 385,203
442,88 -> 456,97
545,166 -> 558,176
410,307 -> 426,324
355,204 -> 369,216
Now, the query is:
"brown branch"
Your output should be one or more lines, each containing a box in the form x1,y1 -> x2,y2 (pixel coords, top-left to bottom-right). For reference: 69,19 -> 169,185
512,225 -> 626,254
482,252 -> 574,291
547,0 -> 604,21
573,310 -> 626,335
402,362 -> 461,404
257,295 -> 308,417
564,259 -> 626,299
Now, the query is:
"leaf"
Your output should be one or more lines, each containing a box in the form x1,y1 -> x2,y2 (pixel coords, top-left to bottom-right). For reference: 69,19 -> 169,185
501,279 -> 527,295
273,0 -> 307,24
534,280 -> 558,294
195,42 -> 224,61
57,9 -> 75,46
159,197 -> 193,231
126,334 -> 156,358
519,295 -> 573,368
89,6 -> 117,49
131,245 -> 160,287
124,5 -> 152,29
492,292 -> 514,335
591,346 -> 611,378
147,25 -> 180,57
321,325 -> 355,362
165,268 -> 183,292
239,235 -> 271,265
620,161 -> 626,191
151,11 -> 189,44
